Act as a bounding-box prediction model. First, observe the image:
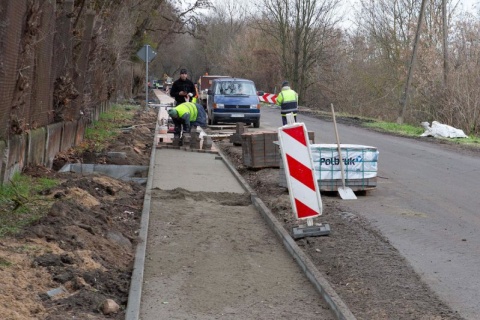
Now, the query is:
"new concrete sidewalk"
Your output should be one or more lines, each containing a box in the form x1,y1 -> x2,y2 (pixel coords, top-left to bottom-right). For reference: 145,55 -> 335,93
126,90 -> 355,320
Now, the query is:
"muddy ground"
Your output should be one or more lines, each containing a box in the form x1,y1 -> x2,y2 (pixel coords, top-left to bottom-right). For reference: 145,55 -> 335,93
0,105 -> 156,320
215,140 -> 463,320
0,101 -> 468,319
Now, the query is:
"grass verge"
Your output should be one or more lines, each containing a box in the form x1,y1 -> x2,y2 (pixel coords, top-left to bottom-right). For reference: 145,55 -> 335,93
79,103 -> 140,153
364,121 -> 480,146
0,173 -> 59,237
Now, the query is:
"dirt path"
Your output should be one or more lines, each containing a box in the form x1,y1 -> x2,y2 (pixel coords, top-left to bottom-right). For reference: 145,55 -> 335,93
141,188 -> 335,319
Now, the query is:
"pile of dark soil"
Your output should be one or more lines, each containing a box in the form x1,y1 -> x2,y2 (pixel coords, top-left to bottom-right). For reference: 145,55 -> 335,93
0,106 -> 157,320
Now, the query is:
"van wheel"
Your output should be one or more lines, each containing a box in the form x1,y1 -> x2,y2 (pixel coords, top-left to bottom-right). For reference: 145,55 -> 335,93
253,120 -> 260,128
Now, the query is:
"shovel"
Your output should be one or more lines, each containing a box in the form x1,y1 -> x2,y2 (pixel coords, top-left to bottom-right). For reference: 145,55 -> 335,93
331,104 -> 357,200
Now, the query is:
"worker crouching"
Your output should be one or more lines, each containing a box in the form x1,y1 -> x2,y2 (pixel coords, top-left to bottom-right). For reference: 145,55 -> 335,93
167,102 -> 207,139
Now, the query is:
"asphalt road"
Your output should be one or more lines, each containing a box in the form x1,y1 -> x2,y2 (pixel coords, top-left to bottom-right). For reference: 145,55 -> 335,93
258,105 -> 480,320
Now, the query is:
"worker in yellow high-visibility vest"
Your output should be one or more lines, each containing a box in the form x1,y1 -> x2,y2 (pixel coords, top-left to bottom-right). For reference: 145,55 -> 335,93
275,81 -> 298,125
167,102 -> 206,138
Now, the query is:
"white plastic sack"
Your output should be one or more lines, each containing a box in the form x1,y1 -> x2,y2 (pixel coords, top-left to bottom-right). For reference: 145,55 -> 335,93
420,121 -> 468,138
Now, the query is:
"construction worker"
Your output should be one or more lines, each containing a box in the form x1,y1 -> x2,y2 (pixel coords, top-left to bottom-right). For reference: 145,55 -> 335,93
276,81 -> 298,125
170,68 -> 196,105
167,102 -> 207,138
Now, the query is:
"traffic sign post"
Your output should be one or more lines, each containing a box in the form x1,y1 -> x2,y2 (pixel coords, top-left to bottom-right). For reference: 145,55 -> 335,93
136,45 -> 157,108
278,120 -> 330,238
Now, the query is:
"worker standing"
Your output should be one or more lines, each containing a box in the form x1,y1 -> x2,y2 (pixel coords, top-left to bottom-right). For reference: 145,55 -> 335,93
167,102 -> 206,138
275,81 -> 299,125
170,69 -> 196,105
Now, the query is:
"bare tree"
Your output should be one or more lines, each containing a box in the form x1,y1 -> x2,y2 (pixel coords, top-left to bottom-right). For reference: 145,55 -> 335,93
441,13 -> 480,134
255,0 -> 341,104
195,0 -> 249,75
337,0 -> 460,122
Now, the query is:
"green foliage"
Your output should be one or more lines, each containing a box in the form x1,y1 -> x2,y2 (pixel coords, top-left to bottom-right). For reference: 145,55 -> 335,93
0,103 -> 138,237
445,135 -> 480,146
0,257 -> 12,268
364,121 -> 424,137
99,103 -> 136,121
468,136 -> 480,144
81,104 -> 139,152
309,109 -> 480,147
0,173 -> 59,237
36,177 -> 58,190
364,121 -> 480,147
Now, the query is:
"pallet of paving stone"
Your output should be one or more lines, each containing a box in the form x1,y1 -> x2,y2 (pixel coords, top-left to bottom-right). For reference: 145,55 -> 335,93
317,177 -> 377,191
230,123 -> 248,146
241,130 -> 315,169
278,161 -> 377,191
279,142 -> 378,192
241,131 -> 281,168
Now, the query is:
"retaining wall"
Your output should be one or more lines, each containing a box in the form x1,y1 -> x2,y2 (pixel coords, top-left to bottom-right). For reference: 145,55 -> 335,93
27,128 -> 47,166
0,141 -> 6,182
1,119 -> 86,183
4,134 -> 26,184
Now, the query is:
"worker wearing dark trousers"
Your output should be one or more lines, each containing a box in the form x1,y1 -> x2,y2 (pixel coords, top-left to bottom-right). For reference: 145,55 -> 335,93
276,81 -> 299,125
167,102 -> 207,138
170,69 -> 196,106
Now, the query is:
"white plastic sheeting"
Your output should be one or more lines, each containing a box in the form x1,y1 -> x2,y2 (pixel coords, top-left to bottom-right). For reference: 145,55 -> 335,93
420,121 -> 468,138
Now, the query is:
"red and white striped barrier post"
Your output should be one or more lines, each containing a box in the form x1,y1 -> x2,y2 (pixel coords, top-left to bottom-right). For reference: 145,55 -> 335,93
278,123 -> 322,219
258,93 -> 277,104
278,122 -> 330,238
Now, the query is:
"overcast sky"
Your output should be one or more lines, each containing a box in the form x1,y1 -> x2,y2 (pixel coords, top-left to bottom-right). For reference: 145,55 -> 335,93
202,0 -> 479,29
341,0 -> 478,10
205,0 -> 479,13
337,0 -> 479,28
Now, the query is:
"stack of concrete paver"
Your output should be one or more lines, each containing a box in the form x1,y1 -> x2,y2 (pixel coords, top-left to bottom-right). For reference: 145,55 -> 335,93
241,130 -> 315,169
241,130 -> 280,168
229,123 -> 248,146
